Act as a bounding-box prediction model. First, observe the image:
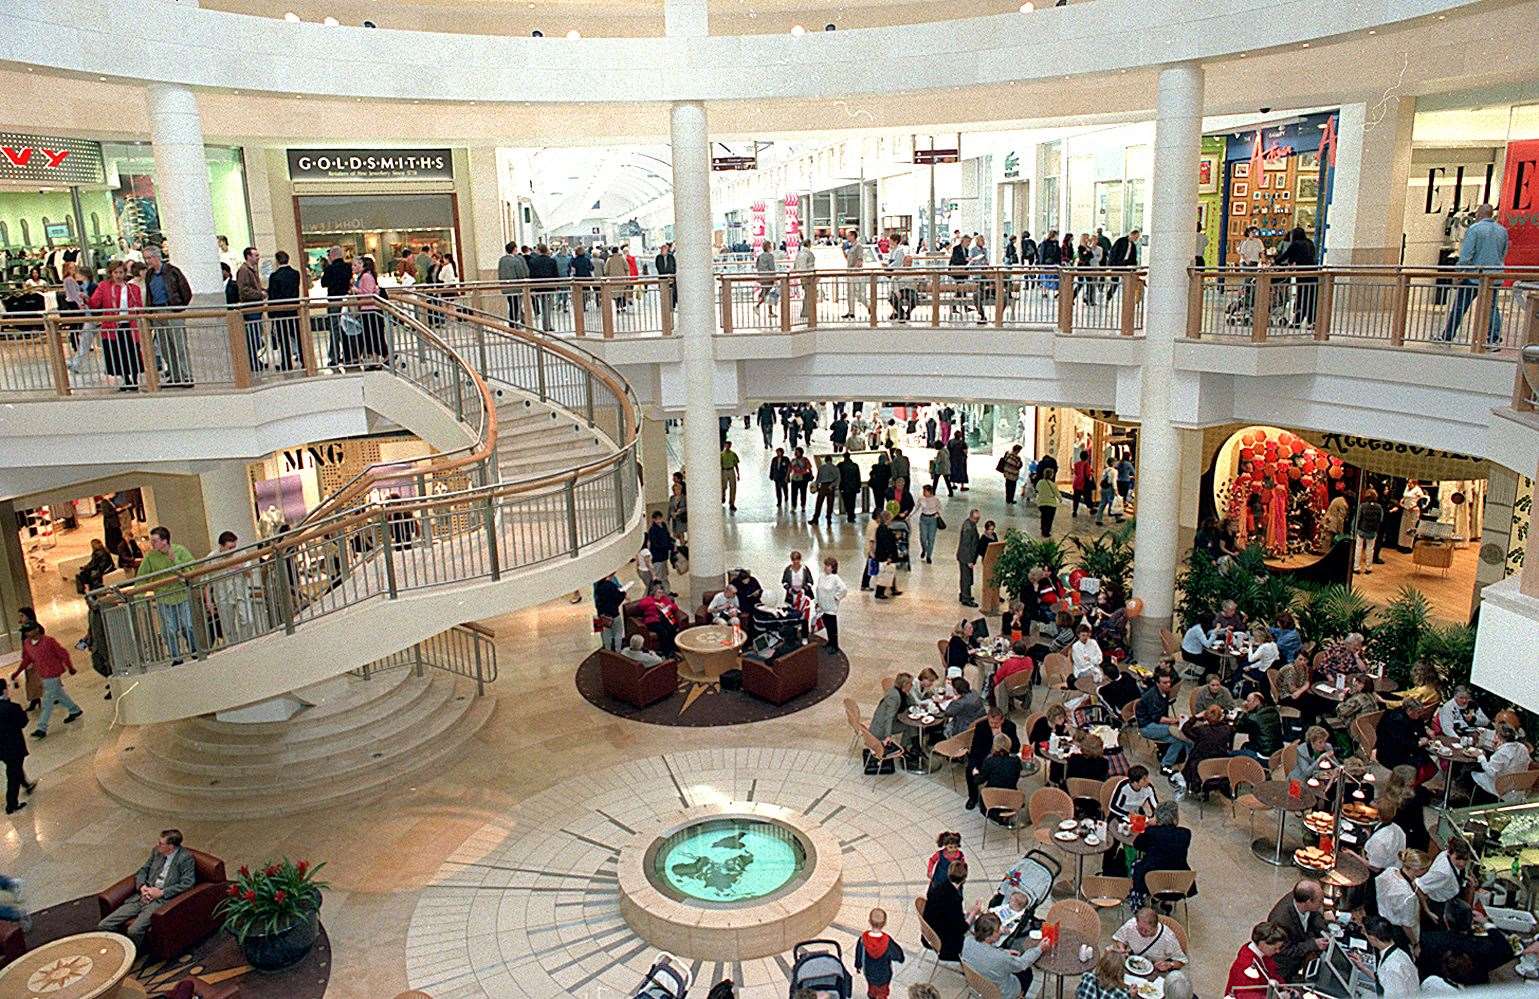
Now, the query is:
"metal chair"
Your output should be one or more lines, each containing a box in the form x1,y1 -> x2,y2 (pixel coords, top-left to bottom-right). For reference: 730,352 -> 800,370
1193,758 -> 1232,815
1081,874 -> 1133,919
962,961 -> 1004,999
860,726 -> 909,785
929,731 -> 973,789
844,697 -> 865,753
999,670 -> 1035,715
1143,869 -> 1196,928
1158,914 -> 1189,955
1351,712 -> 1382,760
1043,897 -> 1100,942
1066,777 -> 1104,816
1229,755 -> 1270,834
914,897 -> 963,985
980,788 -> 1026,851
1028,786 -> 1073,827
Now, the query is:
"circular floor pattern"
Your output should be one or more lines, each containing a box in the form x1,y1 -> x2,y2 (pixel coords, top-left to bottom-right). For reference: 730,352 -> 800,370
404,747 -> 1036,998
573,646 -> 849,727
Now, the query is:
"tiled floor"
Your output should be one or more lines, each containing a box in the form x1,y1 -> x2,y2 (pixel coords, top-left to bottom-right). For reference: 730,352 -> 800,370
3,413 -> 1452,999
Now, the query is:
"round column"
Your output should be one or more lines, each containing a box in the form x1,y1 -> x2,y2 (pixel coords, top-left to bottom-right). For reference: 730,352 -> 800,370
1131,62 -> 1203,661
145,82 -> 223,296
670,100 -> 726,603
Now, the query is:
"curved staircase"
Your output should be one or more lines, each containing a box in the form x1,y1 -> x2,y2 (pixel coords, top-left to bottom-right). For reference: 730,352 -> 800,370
96,667 -> 494,819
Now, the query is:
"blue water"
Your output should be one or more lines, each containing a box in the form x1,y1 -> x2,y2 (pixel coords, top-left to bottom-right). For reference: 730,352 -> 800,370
656,819 -> 807,902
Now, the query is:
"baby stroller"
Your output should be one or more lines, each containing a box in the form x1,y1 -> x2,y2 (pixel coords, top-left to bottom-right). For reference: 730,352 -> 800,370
635,952 -> 691,998
988,849 -> 1062,949
787,939 -> 852,998
889,516 -> 912,571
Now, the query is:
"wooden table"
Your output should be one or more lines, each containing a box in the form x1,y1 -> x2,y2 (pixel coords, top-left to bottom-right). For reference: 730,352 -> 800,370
0,931 -> 137,998
1251,780 -> 1319,867
1050,827 -> 1112,899
897,710 -> 944,772
1429,737 -> 1484,808
1036,929 -> 1097,999
673,624 -> 745,683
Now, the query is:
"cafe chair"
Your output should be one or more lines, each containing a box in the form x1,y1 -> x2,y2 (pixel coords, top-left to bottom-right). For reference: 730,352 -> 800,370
914,897 -> 964,984
1158,914 -> 1189,955
1040,654 -> 1073,701
936,639 -> 950,668
962,961 -> 1004,999
928,731 -> 973,790
1158,628 -> 1180,664
843,697 -> 865,753
1350,712 -> 1382,761
1097,777 -> 1122,818
1029,786 -> 1073,827
1193,758 -> 1232,814
1143,869 -> 1197,928
1229,755 -> 1271,834
860,727 -> 909,785
1494,768 -> 1539,799
1067,777 -> 1104,817
1081,874 -> 1134,919
980,788 -> 1027,851
1043,898 -> 1100,944
997,670 -> 1035,715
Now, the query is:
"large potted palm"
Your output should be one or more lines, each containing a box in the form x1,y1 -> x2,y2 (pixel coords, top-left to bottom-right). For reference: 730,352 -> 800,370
216,858 -> 328,971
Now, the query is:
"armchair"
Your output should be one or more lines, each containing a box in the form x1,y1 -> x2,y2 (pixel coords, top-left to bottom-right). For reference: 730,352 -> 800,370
741,642 -> 819,705
596,650 -> 679,708
0,919 -> 24,969
97,848 -> 228,963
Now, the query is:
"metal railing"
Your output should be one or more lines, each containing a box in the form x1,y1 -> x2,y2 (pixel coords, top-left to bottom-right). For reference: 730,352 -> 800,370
89,294 -> 641,681
1187,266 -> 1539,351
355,621 -> 499,696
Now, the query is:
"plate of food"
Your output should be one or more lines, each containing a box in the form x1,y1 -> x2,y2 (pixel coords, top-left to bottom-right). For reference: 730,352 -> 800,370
1304,811 -> 1335,835
1054,830 -> 1079,842
1084,835 -> 1101,847
1294,846 -> 1332,870
1342,803 -> 1379,824
1124,955 -> 1155,977
1133,981 -> 1162,999
1059,819 -> 1079,831
1436,745 -> 1453,757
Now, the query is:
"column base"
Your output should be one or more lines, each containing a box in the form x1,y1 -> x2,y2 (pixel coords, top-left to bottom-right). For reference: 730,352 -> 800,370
1130,615 -> 1174,667
689,570 -> 725,608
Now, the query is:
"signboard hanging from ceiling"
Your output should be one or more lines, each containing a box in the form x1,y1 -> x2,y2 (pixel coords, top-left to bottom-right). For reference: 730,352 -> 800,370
286,148 -> 454,181
0,133 -> 106,185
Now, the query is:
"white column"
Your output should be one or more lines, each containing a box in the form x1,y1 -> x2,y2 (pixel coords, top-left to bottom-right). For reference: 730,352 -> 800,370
641,414 -> 671,516
671,99 -> 726,603
199,460 -> 258,547
1323,99 -> 1416,266
146,83 -> 222,296
242,145 -> 278,256
1131,62 -> 1204,662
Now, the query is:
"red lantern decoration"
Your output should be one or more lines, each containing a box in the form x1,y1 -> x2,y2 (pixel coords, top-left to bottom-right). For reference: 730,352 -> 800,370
1288,466 -> 1302,480
1241,433 -> 1257,446
1328,465 -> 1343,479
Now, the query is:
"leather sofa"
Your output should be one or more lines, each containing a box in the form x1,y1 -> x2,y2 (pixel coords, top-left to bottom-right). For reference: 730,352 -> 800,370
97,848 -> 228,963
741,642 -> 819,705
0,919 -> 24,969
596,649 -> 679,708
168,976 -> 242,999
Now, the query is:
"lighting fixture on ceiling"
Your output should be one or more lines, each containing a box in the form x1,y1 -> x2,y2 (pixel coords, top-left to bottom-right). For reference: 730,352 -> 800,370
790,24 -> 805,35
1019,2 -> 1034,10
283,11 -> 300,22
323,15 -> 339,25
566,29 -> 580,38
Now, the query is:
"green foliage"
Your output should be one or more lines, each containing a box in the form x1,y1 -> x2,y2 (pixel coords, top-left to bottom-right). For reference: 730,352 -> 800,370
216,858 -> 328,943
992,529 -> 1040,601
1291,584 -> 1373,644
1415,622 -> 1477,689
1368,586 -> 1432,684
993,527 -> 1123,602
1069,522 -> 1136,604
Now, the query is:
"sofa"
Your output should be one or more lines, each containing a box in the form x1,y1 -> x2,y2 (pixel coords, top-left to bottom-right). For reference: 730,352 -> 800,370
741,641 -> 819,705
167,976 -> 242,999
596,649 -> 679,708
97,848 -> 229,963
0,919 -> 24,969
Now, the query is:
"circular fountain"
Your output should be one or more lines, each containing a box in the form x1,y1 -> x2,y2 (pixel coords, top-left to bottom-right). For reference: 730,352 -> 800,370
617,802 -> 843,960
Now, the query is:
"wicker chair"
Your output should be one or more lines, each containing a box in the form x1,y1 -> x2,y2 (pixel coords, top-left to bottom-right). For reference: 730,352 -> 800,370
1144,869 -> 1197,927
980,788 -> 1027,850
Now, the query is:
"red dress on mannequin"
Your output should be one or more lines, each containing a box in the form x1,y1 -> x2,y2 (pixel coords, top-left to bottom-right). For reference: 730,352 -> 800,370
1266,482 -> 1289,556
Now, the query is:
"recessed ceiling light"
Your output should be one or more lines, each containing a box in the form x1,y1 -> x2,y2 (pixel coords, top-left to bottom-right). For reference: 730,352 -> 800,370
1019,1 -> 1034,9
323,15 -> 339,25
790,23 -> 805,35
566,29 -> 580,38
1437,13 -> 1446,18
283,11 -> 299,21
1301,42 -> 1310,47
1368,28 -> 1376,34
97,76 -> 106,81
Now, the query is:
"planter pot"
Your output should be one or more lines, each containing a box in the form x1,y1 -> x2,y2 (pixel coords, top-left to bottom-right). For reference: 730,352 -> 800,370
238,907 -> 320,972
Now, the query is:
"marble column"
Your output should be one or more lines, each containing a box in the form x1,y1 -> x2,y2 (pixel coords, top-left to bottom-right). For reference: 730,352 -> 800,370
1323,99 -> 1416,267
199,460 -> 258,547
146,82 -> 223,296
641,414 -> 671,517
1131,63 -> 1203,662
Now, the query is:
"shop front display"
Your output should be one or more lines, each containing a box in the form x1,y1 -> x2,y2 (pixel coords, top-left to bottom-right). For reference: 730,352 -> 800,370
249,434 -> 426,530
1212,111 -> 1339,265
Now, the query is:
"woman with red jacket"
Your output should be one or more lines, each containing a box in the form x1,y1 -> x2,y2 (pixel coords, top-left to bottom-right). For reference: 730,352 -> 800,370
87,260 -> 144,390
1224,922 -> 1288,998
633,581 -> 685,655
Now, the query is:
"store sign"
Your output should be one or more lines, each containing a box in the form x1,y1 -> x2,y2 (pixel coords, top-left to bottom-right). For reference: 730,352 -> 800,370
0,133 -> 106,185
287,148 -> 453,182
1500,139 -> 1539,268
712,155 -> 757,171
281,442 -> 349,472
1296,430 -> 1486,481
1003,151 -> 1020,179
783,193 -> 802,256
913,148 -> 960,165
750,200 -> 767,250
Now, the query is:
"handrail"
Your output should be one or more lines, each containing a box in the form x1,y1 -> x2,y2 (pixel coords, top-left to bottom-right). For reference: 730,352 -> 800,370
356,622 -> 499,696
87,290 -> 643,681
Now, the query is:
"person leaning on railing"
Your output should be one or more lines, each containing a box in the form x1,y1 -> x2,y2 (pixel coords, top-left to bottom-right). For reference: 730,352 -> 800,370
135,526 -> 198,665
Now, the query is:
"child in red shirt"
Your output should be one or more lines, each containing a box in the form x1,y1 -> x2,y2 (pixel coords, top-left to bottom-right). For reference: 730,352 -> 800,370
854,907 -> 905,999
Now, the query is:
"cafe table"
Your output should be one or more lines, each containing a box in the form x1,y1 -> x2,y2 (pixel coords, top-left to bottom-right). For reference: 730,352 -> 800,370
1035,929 -> 1098,999
897,709 -> 945,773
1050,823 -> 1112,899
1428,736 -> 1484,808
1251,779 -> 1320,867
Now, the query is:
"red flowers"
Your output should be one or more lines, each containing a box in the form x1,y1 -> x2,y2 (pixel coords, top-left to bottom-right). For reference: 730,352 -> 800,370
297,860 -> 309,875
273,889 -> 287,904
264,864 -> 280,876
243,889 -> 256,902
227,884 -> 238,896
239,865 -> 250,877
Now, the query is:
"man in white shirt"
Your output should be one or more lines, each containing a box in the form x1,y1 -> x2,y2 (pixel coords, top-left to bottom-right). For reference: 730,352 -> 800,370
206,530 -> 256,646
1472,723 -> 1532,802
1363,818 -> 1406,873
706,585 -> 740,626
813,559 -> 848,655
1106,766 -> 1159,823
1112,907 -> 1187,972
1416,840 -> 1472,915
1361,916 -> 1421,996
619,634 -> 663,668
1067,623 -> 1104,685
1375,850 -> 1428,941
1438,686 -> 1489,737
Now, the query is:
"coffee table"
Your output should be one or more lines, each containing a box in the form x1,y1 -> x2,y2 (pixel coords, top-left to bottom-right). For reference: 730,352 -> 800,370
1251,779 -> 1319,867
0,931 -> 137,998
1050,827 -> 1111,899
674,624 -> 745,683
1036,928 -> 1097,999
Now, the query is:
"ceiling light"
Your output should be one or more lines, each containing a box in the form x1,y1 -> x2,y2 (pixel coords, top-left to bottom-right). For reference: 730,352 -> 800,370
790,24 -> 805,35
97,76 -> 106,81
1368,28 -> 1376,34
323,15 -> 339,25
283,11 -> 299,21
1019,1 -> 1034,9
566,29 -> 580,38
1301,42 -> 1310,47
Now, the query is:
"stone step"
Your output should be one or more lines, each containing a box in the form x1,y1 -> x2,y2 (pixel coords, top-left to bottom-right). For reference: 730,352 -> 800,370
94,690 -> 496,820
176,668 -> 422,746
158,672 -> 445,770
120,676 -> 466,794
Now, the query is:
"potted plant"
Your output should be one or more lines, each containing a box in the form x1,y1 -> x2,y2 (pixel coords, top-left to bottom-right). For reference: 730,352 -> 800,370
217,858 -> 328,971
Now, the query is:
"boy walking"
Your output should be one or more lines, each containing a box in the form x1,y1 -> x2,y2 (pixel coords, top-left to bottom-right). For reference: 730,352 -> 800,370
855,907 -> 905,999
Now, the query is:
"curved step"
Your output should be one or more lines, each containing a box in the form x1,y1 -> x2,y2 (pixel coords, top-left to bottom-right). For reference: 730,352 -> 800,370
177,667 -> 420,743
95,676 -> 496,819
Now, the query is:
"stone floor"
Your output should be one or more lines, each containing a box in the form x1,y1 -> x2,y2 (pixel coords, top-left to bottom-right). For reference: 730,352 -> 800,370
2,412 -> 1459,999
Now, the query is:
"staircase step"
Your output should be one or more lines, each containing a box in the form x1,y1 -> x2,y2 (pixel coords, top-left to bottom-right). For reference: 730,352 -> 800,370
176,668 -> 425,748
95,691 -> 496,820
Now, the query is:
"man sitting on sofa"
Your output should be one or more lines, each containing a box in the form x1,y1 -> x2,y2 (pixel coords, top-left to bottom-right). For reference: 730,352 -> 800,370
620,634 -> 664,668
98,828 -> 195,948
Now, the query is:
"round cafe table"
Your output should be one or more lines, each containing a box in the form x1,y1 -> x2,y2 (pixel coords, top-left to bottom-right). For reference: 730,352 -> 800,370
673,624 -> 745,683
1050,827 -> 1111,899
1251,780 -> 1320,867
1035,929 -> 1098,999
897,711 -> 944,772
0,931 -> 137,998
1428,736 -> 1484,808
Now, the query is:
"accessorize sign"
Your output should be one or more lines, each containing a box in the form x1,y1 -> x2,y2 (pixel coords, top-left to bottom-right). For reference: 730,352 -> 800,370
0,133 -> 106,185
287,148 -> 453,181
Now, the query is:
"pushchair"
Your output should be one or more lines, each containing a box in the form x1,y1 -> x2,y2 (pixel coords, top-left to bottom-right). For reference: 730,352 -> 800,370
787,939 -> 852,998
635,952 -> 691,998
889,516 -> 912,571
988,849 -> 1063,949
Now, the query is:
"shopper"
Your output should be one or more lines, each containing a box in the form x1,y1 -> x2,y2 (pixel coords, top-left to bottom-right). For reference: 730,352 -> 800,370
815,557 -> 848,654
1438,204 -> 1509,349
0,679 -> 35,815
997,444 -> 1024,505
266,250 -> 303,371
1034,472 -> 1060,538
10,624 -> 81,739
1353,489 -> 1384,575
86,261 -> 144,390
136,526 -> 198,663
957,509 -> 982,607
498,241 -> 530,322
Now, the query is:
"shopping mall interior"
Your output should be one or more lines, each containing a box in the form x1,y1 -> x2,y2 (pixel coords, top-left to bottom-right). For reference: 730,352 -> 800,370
3,0 -> 1539,997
